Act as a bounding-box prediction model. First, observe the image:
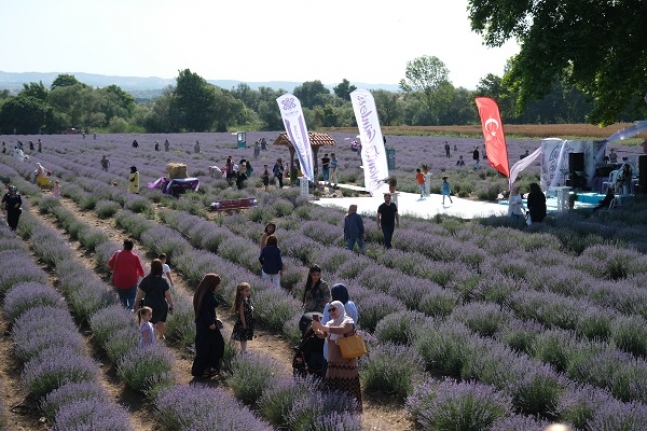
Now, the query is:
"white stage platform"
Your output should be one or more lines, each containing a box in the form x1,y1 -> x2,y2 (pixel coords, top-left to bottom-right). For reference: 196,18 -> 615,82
310,183 -> 609,221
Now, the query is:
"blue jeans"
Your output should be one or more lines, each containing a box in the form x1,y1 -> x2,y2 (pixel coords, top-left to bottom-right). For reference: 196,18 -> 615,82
116,286 -> 137,310
346,238 -> 365,254
323,168 -> 330,182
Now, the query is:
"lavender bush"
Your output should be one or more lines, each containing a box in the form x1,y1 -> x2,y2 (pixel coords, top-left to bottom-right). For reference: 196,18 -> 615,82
40,381 -> 108,418
154,385 -> 272,431
117,345 -> 175,393
51,399 -> 133,431
373,310 -> 431,345
0,250 -> 48,294
257,374 -> 319,426
360,342 -> 425,400
227,352 -> 281,405
21,346 -> 99,398
3,282 -> 67,320
406,378 -> 512,431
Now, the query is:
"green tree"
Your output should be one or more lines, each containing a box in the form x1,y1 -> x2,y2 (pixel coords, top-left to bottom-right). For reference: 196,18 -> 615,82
333,79 -> 357,101
314,104 -> 338,127
98,85 -> 136,122
440,87 -> 477,125
257,100 -> 283,130
212,87 -> 246,133
399,55 -> 451,125
0,96 -> 63,134
51,74 -> 81,90
372,90 -> 401,126
232,83 -> 260,112
468,0 -> 646,125
293,80 -> 330,109
20,81 -> 49,102
49,83 -> 85,126
475,73 -> 515,122
174,69 -> 216,132
143,86 -> 181,133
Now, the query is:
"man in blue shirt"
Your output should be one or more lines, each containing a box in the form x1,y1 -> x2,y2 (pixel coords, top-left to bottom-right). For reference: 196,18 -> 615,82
344,204 -> 365,254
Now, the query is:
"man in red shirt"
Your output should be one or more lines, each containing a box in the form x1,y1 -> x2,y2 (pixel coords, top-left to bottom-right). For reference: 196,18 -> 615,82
109,239 -> 144,310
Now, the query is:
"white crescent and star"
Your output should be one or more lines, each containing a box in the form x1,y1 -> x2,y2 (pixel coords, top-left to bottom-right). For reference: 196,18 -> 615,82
484,118 -> 499,137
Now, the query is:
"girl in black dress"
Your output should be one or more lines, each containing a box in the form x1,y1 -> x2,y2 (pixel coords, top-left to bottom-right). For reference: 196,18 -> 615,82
231,282 -> 254,354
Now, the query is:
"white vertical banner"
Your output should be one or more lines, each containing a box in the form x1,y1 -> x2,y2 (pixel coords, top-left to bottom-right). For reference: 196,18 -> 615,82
350,89 -> 389,195
276,94 -> 314,181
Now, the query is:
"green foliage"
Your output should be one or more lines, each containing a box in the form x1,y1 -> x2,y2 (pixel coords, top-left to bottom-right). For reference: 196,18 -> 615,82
174,69 -> 216,132
469,0 -> 645,125
293,80 -> 330,109
399,55 -> 452,125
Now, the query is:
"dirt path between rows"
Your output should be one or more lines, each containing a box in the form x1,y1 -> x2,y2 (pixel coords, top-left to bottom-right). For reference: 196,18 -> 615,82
36,196 -> 410,430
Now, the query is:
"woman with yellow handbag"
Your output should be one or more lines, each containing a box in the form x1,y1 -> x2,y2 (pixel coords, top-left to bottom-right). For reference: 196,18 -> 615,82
312,300 -> 362,412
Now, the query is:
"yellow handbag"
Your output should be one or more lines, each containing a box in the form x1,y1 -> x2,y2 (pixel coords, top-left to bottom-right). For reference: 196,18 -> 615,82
338,332 -> 367,359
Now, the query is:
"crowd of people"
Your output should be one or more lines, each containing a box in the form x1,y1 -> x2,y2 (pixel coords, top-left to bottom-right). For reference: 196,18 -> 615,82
106,229 -> 362,411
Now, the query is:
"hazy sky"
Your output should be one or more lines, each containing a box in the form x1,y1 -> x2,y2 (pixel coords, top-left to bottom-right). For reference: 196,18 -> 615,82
1,0 -> 519,89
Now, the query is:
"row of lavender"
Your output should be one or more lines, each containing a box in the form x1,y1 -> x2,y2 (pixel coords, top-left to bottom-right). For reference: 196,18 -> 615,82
2,161 -> 338,430
12,156 -> 647,428
0,221 -> 133,430
12,155 -> 535,428
31,196 -> 363,427
11,131 -> 534,198
3,137 -> 647,426
30,175 -> 612,429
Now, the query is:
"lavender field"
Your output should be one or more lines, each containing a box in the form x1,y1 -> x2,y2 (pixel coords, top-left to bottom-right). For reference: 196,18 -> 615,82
2,131 -> 647,430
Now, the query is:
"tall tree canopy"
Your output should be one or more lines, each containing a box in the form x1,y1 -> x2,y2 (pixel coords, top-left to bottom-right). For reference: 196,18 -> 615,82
399,55 -> 451,125
174,69 -> 216,132
468,0 -> 647,125
293,80 -> 330,109
51,74 -> 82,90
333,79 -> 357,101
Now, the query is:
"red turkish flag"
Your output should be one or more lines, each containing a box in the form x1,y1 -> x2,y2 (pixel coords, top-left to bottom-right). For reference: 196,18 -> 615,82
475,97 -> 510,177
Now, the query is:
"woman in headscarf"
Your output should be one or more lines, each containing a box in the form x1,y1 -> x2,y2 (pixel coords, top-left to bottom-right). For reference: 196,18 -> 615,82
1,185 -> 22,232
128,166 -> 140,194
191,273 -> 225,378
526,182 -> 546,223
321,283 -> 358,376
302,264 -> 331,313
312,300 -> 362,412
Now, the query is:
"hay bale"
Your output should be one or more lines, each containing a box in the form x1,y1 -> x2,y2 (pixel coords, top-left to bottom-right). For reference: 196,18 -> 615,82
166,163 -> 188,180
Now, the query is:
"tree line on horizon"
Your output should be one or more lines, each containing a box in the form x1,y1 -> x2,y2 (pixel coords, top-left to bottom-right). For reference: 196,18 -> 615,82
0,55 -> 638,135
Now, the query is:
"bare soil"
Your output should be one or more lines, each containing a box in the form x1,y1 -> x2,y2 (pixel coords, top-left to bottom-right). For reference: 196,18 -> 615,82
16,196 -> 410,430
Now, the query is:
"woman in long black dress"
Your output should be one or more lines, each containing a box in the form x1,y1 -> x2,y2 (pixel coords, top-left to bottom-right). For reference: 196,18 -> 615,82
191,273 -> 225,378
526,183 -> 547,223
134,259 -> 173,339
1,185 -> 22,231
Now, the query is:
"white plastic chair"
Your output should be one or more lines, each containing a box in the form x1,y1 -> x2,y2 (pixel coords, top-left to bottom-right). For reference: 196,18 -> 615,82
602,169 -> 619,193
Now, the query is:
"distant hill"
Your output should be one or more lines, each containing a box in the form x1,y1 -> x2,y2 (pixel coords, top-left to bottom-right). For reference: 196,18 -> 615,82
0,71 -> 400,99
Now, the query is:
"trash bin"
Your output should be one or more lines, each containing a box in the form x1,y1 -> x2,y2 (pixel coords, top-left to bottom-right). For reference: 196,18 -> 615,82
236,132 -> 246,149
386,147 -> 396,170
